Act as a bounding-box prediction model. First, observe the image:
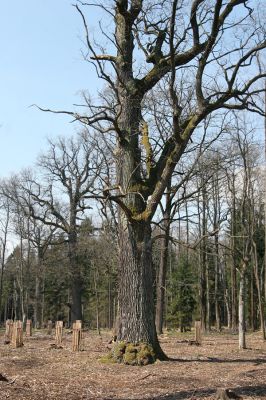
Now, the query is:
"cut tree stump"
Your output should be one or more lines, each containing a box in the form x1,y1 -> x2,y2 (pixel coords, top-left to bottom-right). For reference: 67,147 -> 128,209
11,321 -> 23,348
26,319 -> 32,337
4,320 -> 13,344
72,320 -> 83,351
216,389 -> 243,400
55,321 -> 63,346
195,320 -> 202,345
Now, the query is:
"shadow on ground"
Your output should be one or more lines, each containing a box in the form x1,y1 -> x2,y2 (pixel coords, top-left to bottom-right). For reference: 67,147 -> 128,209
169,357 -> 266,365
144,384 -> 266,399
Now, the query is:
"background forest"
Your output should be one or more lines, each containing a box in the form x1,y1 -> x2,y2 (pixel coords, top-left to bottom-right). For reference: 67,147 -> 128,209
0,118 -> 265,340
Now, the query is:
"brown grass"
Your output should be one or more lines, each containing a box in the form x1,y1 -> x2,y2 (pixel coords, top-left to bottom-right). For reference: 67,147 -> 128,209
0,328 -> 265,399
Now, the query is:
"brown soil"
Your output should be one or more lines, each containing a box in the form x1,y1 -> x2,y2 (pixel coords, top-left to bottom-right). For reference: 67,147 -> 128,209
0,329 -> 265,399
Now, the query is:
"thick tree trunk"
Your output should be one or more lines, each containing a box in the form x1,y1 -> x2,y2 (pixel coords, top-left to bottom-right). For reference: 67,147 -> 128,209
113,3 -> 166,362
117,219 -> 165,358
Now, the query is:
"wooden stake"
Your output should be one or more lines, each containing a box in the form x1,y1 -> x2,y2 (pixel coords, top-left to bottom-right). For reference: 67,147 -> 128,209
5,320 -> 13,342
55,321 -> 63,346
72,320 -> 83,351
11,321 -> 23,348
195,320 -> 202,345
47,320 -> 53,335
26,320 -> 32,337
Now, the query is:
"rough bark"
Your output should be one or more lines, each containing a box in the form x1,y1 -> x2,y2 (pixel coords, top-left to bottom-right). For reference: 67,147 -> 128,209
117,219 -> 166,359
114,3 -> 166,359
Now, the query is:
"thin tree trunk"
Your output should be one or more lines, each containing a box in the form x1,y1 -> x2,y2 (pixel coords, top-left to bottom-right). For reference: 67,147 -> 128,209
108,266 -> 112,330
252,240 -> 266,340
34,247 -> 44,329
214,234 -> 221,331
41,276 -> 45,328
264,79 -> 266,305
93,266 -> 101,335
18,236 -> 25,324
156,183 -> 171,335
0,252 -> 5,323
13,279 -> 18,321
155,231 -> 169,334
206,261 -> 211,332
225,289 -> 231,329
200,183 -> 208,332
213,173 -> 221,331
231,186 -> 238,332
239,270 -> 246,349
0,204 -> 9,322
250,272 -> 255,331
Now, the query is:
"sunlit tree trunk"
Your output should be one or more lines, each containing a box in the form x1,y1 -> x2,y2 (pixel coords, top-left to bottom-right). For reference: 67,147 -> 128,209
231,180 -> 238,332
252,240 -> 265,340
156,183 -> 171,335
239,267 -> 247,350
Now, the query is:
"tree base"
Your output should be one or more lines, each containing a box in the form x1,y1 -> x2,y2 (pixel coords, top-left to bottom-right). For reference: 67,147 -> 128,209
101,341 -> 166,365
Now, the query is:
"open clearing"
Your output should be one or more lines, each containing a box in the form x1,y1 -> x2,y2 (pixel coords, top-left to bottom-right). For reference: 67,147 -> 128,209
0,329 -> 265,400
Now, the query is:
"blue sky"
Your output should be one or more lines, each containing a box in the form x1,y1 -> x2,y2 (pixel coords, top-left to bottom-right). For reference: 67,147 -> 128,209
0,0 -> 101,177
0,2 -> 264,178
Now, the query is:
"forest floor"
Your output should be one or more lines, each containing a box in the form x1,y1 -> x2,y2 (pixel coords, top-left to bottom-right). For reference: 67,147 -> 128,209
0,328 -> 265,400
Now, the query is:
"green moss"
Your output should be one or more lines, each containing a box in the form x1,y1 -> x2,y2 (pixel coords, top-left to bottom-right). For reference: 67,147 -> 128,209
128,183 -> 149,194
141,121 -> 153,176
133,209 -> 152,222
137,343 -> 156,366
124,344 -> 138,365
126,203 -> 139,215
102,342 -> 157,366
112,341 -> 127,363
100,352 -> 116,364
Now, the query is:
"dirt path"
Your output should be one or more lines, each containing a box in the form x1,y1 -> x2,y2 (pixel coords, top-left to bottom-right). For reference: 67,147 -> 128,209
0,329 -> 265,399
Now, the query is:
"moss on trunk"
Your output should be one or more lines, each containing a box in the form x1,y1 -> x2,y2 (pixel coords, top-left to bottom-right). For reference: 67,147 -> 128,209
101,341 -> 157,366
